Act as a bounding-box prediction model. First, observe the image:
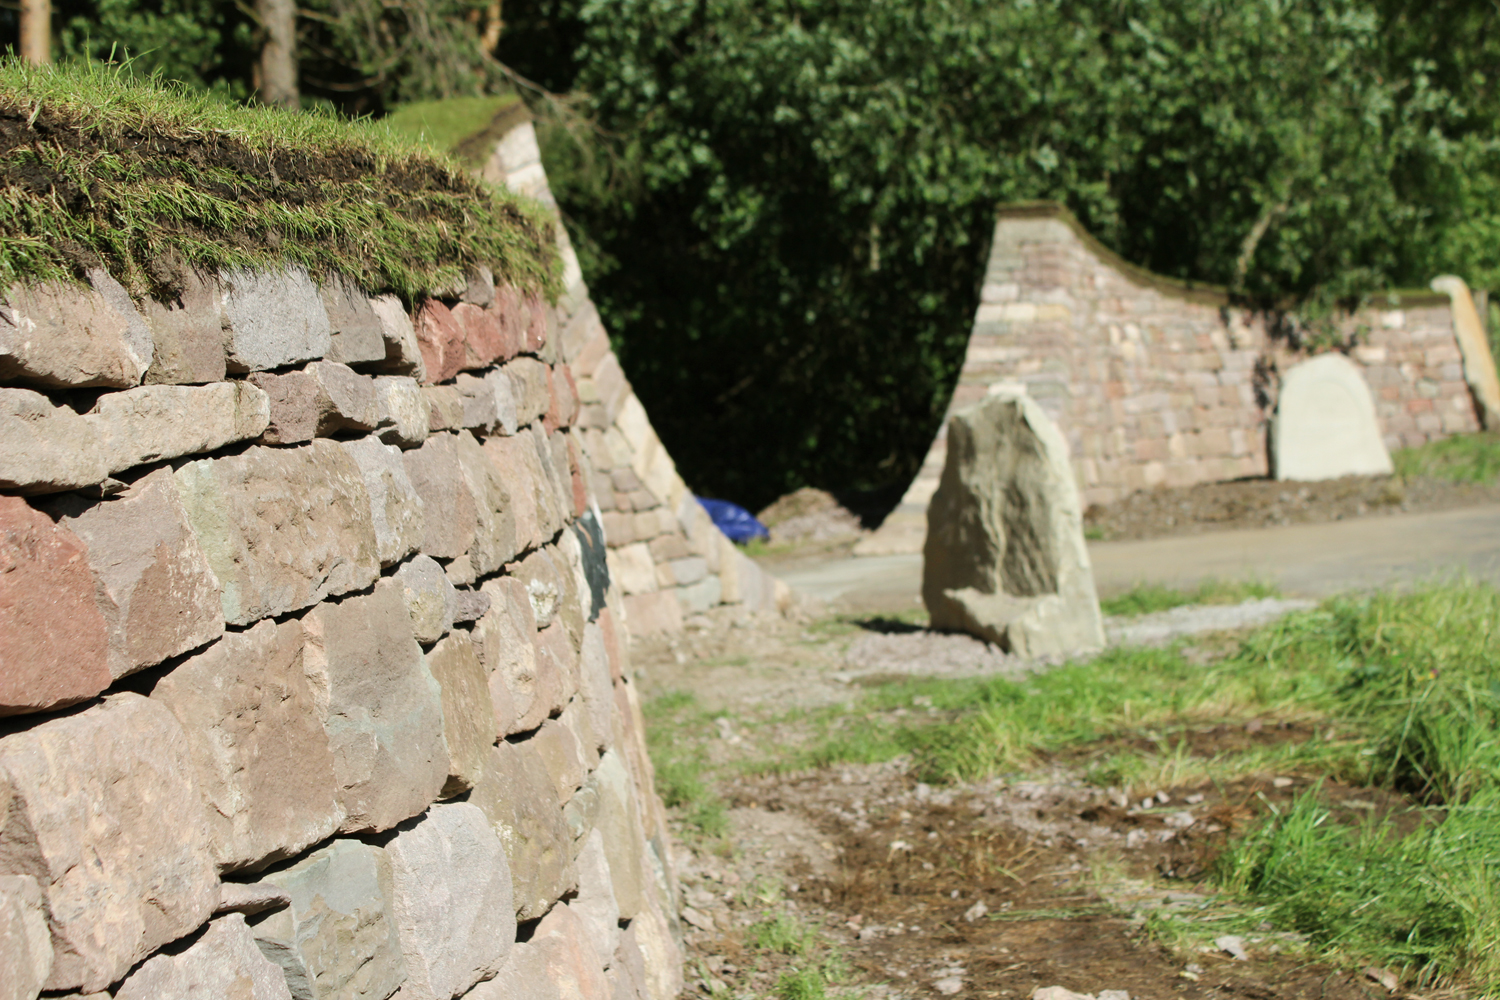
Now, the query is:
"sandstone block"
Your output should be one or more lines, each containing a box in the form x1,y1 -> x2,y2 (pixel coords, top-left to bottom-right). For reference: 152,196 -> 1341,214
578,623 -> 615,754
423,386 -> 466,432
302,583 -> 449,833
92,381 -> 271,472
589,752 -> 650,920
0,875 -> 52,1000
543,364 -> 580,432
152,618 -> 339,872
923,392 -> 1105,657
402,434 -> 479,559
426,631 -> 496,797
514,545 -> 583,641
321,274 -> 388,366
176,441 -> 381,625
0,387 -> 109,494
628,889 -> 684,1000
395,554 -> 458,644
0,694 -> 219,992
386,803 -> 515,1000
504,357 -> 551,427
533,621 -> 582,710
482,433 -> 557,554
474,576 -> 563,735
222,267 -> 332,373
533,713 -> 588,807
0,496 -> 111,715
113,914 -> 292,1000
141,269 -> 227,385
1273,353 -> 1394,481
453,302 -> 509,371
0,277 -> 149,388
252,839 -> 407,1000
374,376 -> 431,448
455,430 -> 519,575
675,576 -> 722,615
454,589 -> 491,623
341,437 -> 427,566
527,904 -> 609,1000
572,830 -> 621,961
456,371 -> 518,436
415,300 -> 465,384
469,742 -> 574,920
461,946 -> 556,1000
53,467 -> 224,679
559,696 -> 602,774
607,933 -> 650,1000
370,295 -> 427,380
214,882 -> 291,917
250,362 -> 380,445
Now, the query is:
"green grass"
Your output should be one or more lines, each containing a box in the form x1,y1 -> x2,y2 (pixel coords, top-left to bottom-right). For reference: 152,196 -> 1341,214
383,94 -> 526,167
1392,432 -> 1500,484
1100,578 -> 1281,617
0,59 -> 559,299
641,691 -> 729,838
747,912 -> 816,956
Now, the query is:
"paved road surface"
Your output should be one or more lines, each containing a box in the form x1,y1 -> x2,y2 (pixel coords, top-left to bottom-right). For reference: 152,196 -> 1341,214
774,504 -> 1500,611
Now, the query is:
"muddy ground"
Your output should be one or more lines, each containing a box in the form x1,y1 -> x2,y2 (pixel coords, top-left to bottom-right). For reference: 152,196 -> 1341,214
635,604 -> 1415,1000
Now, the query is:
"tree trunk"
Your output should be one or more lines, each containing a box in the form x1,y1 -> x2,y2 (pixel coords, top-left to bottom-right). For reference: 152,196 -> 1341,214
19,0 -> 51,65
256,0 -> 299,108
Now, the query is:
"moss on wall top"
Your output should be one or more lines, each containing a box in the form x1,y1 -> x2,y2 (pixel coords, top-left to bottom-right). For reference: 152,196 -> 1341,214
0,61 -> 560,301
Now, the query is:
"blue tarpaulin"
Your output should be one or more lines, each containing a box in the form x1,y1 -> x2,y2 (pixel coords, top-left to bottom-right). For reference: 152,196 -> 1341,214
696,497 -> 769,544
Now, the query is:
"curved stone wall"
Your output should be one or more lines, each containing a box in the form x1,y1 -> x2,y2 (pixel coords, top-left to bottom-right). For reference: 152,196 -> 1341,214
0,121 -> 773,1000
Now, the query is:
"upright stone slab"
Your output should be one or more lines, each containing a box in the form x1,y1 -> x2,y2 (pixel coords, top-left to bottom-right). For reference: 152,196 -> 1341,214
251,839 -> 408,1000
222,267 -> 332,373
1272,353 -> 1394,481
0,694 -> 219,992
384,803 -> 515,1000
922,392 -> 1104,658
113,914 -> 293,1000
175,440 -> 381,626
0,496 -> 111,716
0,875 -> 52,1000
54,468 -> 225,680
302,583 -> 450,834
152,618 -> 341,872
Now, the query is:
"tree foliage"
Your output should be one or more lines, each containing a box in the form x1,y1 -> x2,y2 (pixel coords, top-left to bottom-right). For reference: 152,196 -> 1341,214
501,0 -> 1500,508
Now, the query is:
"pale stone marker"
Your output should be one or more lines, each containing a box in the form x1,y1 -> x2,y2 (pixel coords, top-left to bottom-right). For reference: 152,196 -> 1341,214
1273,353 -> 1393,481
922,391 -> 1105,658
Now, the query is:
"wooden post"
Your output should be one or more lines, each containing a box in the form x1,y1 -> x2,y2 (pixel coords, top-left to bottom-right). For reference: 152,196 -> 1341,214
19,0 -> 51,65
255,0 -> 299,108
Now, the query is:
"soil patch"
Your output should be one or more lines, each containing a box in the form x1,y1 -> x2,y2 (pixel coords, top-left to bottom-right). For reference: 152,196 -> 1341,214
1084,474 -> 1500,543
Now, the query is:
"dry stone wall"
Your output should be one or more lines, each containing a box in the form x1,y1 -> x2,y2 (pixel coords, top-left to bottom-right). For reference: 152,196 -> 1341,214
0,119 -> 774,1000
860,202 -> 1487,554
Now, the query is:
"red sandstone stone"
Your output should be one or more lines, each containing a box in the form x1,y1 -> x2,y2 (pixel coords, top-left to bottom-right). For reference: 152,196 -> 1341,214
415,300 -> 465,384
0,496 -> 111,716
454,302 -> 509,371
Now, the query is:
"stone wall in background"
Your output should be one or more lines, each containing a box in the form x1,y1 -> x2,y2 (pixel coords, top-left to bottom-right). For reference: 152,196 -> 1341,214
860,203 -> 1488,555
0,123 -> 780,1000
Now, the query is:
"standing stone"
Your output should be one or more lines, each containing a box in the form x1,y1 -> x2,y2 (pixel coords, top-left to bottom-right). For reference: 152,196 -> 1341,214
0,387 -> 110,495
402,434 -> 479,560
52,468 -> 225,679
474,576 -> 562,736
0,496 -> 111,716
222,267 -> 332,373
251,839 -> 408,1000
152,618 -> 341,872
394,555 -> 458,644
175,441 -> 381,626
384,803 -> 515,1000
0,694 -> 219,992
320,274 -> 388,366
141,269 -> 228,385
922,392 -> 1104,658
369,295 -> 427,380
113,915 -> 293,1000
469,742 -> 574,920
425,631 -> 496,797
302,582 -> 450,834
0,279 -> 149,388
92,381 -> 271,472
0,875 -> 52,1000
341,437 -> 426,567
1272,353 -> 1394,481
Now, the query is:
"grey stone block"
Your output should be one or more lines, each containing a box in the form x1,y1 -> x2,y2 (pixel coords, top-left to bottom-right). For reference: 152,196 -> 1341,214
252,839 -> 408,1000
674,575 -> 722,615
222,267 -> 332,372
385,803 -> 514,1000
250,361 -> 380,445
214,882 -> 291,917
340,436 -> 426,567
175,441 -> 381,625
0,278 -> 149,389
90,381 -> 270,472
455,430 -> 518,576
53,467 -> 225,679
302,582 -> 450,834
425,632 -> 495,798
401,433 -> 478,560
0,694 -> 219,992
142,269 -> 228,385
369,294 -> 426,379
0,387 -> 110,494
113,914 -> 292,1000
469,741 -> 574,921
0,875 -> 52,1000
503,357 -> 551,428
374,376 -> 430,448
320,273 -> 388,366
455,371 -> 518,436
394,554 -> 458,645
152,618 -> 340,872
571,829 -> 621,960
422,385 -> 465,432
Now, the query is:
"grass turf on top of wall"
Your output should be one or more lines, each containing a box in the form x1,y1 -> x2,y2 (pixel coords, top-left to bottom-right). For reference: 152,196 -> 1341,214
0,60 -> 560,301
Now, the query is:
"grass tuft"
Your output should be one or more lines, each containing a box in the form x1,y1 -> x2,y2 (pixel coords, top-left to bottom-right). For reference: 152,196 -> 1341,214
0,59 -> 560,300
1100,578 -> 1281,618
1392,432 -> 1500,483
